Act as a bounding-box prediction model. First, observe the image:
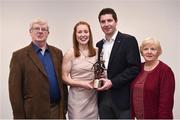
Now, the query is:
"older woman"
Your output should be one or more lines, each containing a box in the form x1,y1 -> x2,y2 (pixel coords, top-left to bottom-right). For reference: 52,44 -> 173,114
131,37 -> 175,119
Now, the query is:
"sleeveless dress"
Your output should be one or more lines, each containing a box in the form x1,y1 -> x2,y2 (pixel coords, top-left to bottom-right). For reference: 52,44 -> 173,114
68,56 -> 98,119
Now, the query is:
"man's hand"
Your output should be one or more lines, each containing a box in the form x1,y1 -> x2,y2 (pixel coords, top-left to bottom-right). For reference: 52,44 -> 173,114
97,78 -> 112,91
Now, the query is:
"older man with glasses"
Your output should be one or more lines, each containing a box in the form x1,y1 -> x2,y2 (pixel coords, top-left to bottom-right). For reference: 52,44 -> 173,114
8,18 -> 68,119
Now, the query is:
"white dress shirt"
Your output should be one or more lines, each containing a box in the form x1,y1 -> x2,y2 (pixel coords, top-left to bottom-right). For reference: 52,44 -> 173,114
102,31 -> 118,69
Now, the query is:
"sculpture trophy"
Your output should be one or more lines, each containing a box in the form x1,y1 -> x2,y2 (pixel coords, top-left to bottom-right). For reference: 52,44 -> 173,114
92,51 -> 106,88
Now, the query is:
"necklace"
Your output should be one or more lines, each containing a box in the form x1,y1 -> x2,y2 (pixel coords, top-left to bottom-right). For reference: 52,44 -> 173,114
79,49 -> 96,66
79,49 -> 88,58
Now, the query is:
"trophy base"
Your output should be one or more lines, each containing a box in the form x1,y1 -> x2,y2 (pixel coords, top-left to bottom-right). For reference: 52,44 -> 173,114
93,79 -> 102,88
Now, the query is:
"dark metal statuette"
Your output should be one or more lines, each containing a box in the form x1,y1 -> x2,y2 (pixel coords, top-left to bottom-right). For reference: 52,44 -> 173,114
92,51 -> 106,88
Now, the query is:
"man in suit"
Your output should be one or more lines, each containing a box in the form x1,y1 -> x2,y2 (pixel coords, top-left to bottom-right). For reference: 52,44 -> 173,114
8,19 -> 68,119
96,8 -> 141,119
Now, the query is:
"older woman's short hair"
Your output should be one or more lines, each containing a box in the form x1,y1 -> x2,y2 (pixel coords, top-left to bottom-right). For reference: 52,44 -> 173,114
140,37 -> 162,55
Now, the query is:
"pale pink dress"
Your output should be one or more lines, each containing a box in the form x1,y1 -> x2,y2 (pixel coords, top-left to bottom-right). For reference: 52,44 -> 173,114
68,56 -> 98,119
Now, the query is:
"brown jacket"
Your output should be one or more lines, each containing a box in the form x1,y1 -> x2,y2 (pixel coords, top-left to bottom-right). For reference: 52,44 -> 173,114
9,43 -> 68,119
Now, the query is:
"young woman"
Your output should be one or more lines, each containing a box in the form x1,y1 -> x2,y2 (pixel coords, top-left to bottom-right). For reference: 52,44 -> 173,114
62,21 -> 98,119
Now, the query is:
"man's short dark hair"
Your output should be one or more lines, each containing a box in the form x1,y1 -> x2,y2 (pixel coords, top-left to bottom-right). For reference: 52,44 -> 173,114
98,8 -> 117,22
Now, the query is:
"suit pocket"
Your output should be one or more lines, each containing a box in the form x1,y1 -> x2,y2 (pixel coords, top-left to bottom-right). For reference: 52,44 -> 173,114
24,95 -> 33,118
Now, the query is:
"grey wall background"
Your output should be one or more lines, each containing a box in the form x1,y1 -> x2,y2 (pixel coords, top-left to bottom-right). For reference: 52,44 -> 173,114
1,0 -> 180,118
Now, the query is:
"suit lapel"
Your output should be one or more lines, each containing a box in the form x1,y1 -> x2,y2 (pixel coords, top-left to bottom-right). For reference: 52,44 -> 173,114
27,44 -> 47,77
108,32 -> 122,68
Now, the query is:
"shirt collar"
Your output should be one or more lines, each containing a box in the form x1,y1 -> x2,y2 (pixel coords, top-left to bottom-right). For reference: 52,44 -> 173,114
103,30 -> 118,43
32,42 -> 49,53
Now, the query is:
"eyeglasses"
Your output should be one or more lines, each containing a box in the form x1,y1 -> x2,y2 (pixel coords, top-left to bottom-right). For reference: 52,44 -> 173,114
31,27 -> 49,32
